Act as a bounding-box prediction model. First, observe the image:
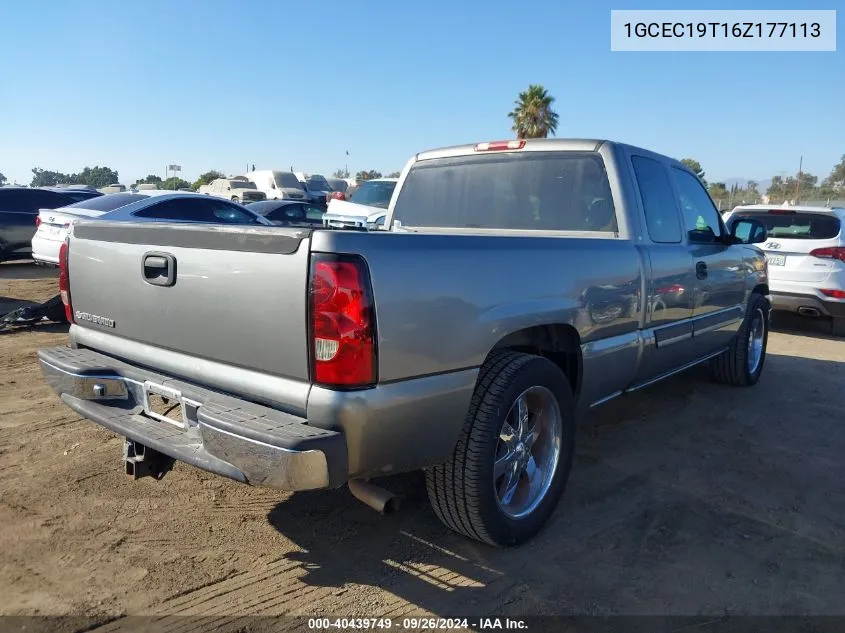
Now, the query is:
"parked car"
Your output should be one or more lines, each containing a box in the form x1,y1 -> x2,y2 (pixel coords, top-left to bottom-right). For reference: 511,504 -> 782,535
41,187 -> 103,203
323,178 -> 397,228
0,187 -> 79,261
93,192 -> 270,225
198,178 -> 266,204
98,184 -> 127,194
295,173 -> 333,206
323,209 -> 386,231
325,177 -> 349,202
32,192 -> 268,265
243,170 -> 308,201
38,138 -> 769,547
724,204 -> 845,334
247,200 -> 326,226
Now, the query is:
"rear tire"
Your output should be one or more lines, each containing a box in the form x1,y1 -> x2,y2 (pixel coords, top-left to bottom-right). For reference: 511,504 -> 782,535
425,351 -> 576,547
831,317 -> 845,337
231,196 -> 240,203
710,293 -> 769,386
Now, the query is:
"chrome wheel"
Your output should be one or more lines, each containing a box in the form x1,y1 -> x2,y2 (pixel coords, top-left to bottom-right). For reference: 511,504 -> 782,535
494,386 -> 562,519
747,307 -> 765,374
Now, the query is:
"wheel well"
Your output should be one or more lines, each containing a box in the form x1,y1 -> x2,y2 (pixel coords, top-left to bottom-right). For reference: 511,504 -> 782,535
489,324 -> 581,397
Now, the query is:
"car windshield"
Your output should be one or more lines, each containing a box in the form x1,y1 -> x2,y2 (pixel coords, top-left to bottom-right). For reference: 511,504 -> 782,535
64,192 -> 147,211
230,181 -> 254,189
392,152 -> 616,231
274,172 -> 302,188
349,180 -> 397,209
732,210 -> 841,240
306,177 -> 330,191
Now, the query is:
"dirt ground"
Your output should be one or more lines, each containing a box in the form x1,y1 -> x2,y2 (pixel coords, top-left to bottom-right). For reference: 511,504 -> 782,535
3,261 -> 845,627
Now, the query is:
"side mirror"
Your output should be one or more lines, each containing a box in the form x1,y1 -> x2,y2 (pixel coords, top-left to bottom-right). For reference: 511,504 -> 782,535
226,186 -> 231,191
730,218 -> 767,244
271,183 -> 276,189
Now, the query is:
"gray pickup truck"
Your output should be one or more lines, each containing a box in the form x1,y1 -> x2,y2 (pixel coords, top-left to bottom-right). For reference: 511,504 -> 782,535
39,139 -> 771,546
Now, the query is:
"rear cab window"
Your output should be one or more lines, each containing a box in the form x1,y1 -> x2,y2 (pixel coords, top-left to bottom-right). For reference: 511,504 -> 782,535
392,152 -> 617,232
729,209 -> 841,240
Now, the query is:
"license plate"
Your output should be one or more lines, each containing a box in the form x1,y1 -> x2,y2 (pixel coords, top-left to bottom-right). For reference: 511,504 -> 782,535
766,254 -> 786,266
39,226 -> 62,238
142,382 -> 187,430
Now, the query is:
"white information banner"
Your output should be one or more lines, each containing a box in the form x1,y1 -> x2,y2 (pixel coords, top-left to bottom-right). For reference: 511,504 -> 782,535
611,10 -> 836,52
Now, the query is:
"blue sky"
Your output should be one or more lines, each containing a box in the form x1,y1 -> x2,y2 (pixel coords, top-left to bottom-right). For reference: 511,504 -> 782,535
0,0 -> 841,186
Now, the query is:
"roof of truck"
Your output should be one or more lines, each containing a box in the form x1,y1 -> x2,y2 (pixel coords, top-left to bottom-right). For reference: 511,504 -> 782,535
416,138 -> 607,162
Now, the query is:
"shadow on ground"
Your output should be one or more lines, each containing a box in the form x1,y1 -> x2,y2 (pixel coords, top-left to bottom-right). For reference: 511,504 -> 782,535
267,350 -> 845,616
0,260 -> 57,281
771,311 -> 839,341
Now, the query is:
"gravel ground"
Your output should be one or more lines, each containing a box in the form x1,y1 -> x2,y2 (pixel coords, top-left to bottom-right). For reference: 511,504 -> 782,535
2,261 -> 845,629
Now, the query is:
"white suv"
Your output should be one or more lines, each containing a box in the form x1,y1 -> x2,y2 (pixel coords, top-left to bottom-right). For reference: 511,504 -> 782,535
724,204 -> 845,335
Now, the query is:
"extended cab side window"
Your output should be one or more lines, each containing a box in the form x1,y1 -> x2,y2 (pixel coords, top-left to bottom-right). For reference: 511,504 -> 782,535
671,168 -> 723,243
631,156 -> 681,243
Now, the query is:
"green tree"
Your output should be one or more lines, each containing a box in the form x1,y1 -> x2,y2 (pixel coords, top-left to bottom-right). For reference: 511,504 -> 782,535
508,84 -> 559,139
386,171 -> 401,178
708,182 -> 729,209
134,174 -> 163,188
160,176 -> 191,191
766,175 -> 787,200
332,168 -> 350,179
680,158 -> 706,185
820,155 -> 845,196
191,170 -> 226,191
0,172 -> 6,186
30,167 -> 72,187
75,166 -> 119,188
355,170 -> 382,182
768,171 -> 818,201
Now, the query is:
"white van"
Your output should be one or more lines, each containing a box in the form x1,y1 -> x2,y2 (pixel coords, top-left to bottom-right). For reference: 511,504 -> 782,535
243,170 -> 307,201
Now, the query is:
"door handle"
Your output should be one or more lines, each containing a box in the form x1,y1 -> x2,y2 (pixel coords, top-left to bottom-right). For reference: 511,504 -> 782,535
142,252 -> 176,287
696,261 -> 708,280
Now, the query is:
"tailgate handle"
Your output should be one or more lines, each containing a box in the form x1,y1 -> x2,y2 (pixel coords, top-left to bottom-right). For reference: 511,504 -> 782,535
142,252 -> 176,287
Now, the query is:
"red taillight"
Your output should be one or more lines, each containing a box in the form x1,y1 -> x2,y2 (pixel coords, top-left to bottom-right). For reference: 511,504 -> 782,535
35,216 -> 41,228
58,240 -> 74,323
656,284 -> 685,294
810,247 -> 845,262
309,255 -> 376,387
332,191 -> 345,200
474,140 -> 526,152
820,289 -> 845,299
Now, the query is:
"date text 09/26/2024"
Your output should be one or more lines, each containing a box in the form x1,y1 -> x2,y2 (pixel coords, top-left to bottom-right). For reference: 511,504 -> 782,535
307,617 -> 528,630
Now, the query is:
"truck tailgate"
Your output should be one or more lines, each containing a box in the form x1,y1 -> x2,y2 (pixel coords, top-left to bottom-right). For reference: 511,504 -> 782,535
67,221 -> 313,382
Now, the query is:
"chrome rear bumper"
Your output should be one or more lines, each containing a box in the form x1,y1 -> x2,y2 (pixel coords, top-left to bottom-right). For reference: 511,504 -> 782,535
38,346 -> 347,490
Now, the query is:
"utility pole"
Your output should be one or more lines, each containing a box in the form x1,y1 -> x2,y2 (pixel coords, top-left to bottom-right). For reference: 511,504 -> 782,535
795,155 -> 803,203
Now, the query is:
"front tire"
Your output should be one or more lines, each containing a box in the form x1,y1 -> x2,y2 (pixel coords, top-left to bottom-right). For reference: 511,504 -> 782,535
426,351 -> 576,547
710,292 -> 769,386
231,196 -> 240,203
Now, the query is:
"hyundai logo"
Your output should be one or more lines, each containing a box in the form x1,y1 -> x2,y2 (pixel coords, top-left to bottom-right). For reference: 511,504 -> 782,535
765,242 -> 781,249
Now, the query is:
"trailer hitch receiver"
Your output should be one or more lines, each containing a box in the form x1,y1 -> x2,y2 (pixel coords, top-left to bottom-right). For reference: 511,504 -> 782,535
123,439 -> 173,480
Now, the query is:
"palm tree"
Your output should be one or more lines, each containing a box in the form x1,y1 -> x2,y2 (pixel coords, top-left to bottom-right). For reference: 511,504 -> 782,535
508,84 -> 559,139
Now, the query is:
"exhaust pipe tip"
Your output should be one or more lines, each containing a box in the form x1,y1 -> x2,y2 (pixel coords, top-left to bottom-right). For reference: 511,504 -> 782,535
348,479 -> 400,515
798,307 -> 821,317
